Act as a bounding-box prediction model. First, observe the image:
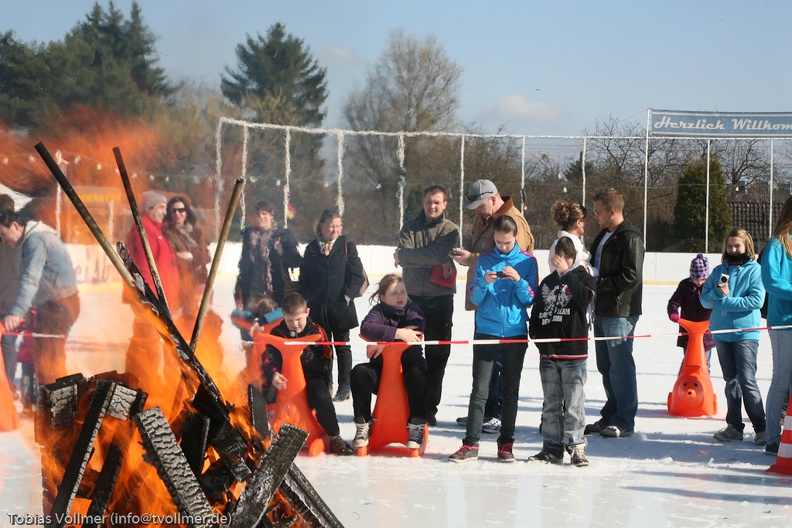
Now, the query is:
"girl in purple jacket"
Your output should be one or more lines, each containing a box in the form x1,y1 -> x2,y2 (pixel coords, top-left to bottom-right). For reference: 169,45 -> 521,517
350,274 -> 429,450
667,253 -> 714,372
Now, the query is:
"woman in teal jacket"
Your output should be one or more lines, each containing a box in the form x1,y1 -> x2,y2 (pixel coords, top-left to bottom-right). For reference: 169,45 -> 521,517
760,196 -> 792,456
700,228 -> 766,445
449,215 -> 537,463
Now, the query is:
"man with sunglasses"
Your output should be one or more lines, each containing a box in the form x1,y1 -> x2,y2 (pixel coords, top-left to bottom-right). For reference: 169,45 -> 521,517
450,179 -> 534,433
585,188 -> 644,439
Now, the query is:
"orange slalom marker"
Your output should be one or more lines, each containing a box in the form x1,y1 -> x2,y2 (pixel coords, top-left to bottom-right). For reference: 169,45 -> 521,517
767,394 -> 792,475
0,323 -> 20,431
253,331 -> 326,456
667,318 -> 717,417
357,340 -> 428,458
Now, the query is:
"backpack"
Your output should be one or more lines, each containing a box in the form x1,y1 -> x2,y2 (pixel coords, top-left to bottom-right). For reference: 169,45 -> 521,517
344,239 -> 369,298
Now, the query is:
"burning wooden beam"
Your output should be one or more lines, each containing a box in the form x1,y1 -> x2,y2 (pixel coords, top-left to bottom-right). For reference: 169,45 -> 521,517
83,443 -> 122,528
133,407 -> 218,528
228,423 -> 308,527
47,379 -> 115,528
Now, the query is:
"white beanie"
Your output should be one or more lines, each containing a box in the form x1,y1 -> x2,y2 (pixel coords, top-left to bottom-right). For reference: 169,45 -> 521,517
140,190 -> 167,211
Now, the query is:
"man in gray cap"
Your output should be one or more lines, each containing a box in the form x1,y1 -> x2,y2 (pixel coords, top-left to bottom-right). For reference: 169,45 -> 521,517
123,190 -> 181,384
450,179 -> 535,433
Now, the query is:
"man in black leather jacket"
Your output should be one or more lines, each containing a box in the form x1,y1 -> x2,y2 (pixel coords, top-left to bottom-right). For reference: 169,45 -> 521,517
585,189 -> 644,438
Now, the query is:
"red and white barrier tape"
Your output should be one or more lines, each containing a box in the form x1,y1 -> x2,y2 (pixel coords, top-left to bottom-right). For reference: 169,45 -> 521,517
6,324 -> 792,347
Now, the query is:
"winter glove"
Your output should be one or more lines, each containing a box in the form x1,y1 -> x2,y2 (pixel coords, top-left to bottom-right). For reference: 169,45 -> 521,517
669,313 -> 680,323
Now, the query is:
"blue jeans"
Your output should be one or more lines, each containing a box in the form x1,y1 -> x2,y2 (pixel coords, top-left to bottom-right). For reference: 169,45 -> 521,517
715,339 -> 766,433
463,333 -> 527,446
766,330 -> 792,445
594,315 -> 639,431
539,358 -> 587,456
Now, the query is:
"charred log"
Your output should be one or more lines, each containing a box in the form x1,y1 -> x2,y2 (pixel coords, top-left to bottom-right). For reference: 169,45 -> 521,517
133,407 -> 218,528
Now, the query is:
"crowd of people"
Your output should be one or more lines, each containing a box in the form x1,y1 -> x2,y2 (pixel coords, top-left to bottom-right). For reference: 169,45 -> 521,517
2,180 -> 791,463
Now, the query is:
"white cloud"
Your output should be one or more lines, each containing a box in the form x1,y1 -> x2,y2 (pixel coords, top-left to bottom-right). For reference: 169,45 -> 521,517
319,44 -> 363,67
476,94 -> 566,124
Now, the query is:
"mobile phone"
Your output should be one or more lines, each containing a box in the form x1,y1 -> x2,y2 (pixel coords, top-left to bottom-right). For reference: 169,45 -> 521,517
719,273 -> 729,285
496,271 -> 507,278
450,249 -> 461,256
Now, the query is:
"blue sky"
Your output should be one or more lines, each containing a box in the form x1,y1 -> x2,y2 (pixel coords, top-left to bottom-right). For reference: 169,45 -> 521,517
3,0 -> 792,135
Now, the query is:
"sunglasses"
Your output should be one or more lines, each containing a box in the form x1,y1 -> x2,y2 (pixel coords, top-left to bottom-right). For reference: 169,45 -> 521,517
466,190 -> 494,202
171,207 -> 187,214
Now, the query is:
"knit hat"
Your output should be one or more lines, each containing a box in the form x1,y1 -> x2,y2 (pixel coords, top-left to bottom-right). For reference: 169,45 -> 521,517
140,190 -> 167,211
689,253 -> 709,280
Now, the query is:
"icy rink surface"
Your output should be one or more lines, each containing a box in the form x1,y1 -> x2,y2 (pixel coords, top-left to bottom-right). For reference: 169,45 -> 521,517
2,279 -> 792,528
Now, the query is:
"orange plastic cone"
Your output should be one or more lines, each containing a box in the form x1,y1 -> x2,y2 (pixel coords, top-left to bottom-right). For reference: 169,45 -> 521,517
0,323 -> 20,431
767,394 -> 792,475
253,331 -> 326,456
667,318 -> 717,417
357,340 -> 428,457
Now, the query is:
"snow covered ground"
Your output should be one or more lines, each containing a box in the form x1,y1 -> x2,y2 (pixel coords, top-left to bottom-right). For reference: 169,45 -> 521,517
2,274 -> 791,528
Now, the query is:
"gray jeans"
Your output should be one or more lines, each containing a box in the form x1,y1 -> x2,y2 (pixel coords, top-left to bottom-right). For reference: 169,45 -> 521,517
539,358 -> 587,455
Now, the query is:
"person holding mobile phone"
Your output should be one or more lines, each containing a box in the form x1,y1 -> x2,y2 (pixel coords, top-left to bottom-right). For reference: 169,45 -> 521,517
449,215 -> 537,463
700,228 -> 766,446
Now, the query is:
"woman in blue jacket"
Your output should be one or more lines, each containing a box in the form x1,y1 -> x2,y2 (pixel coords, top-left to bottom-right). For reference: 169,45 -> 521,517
449,215 -> 538,463
761,196 -> 792,456
700,228 -> 766,445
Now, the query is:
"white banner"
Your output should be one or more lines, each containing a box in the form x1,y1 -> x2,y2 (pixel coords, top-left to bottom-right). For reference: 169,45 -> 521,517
650,109 -> 792,137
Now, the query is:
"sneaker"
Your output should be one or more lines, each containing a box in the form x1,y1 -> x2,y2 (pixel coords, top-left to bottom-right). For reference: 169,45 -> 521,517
329,435 -> 355,456
449,444 -> 479,462
482,417 -> 501,434
426,413 -> 437,427
406,422 -> 424,450
570,448 -> 589,467
765,442 -> 780,456
754,431 -> 767,446
497,441 -> 515,462
456,416 -> 468,426
332,386 -> 351,402
600,425 -> 633,438
527,450 -> 563,464
713,424 -> 743,442
584,420 -> 606,435
353,421 -> 371,448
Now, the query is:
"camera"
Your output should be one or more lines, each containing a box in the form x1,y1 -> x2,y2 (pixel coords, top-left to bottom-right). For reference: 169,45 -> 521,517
719,273 -> 729,285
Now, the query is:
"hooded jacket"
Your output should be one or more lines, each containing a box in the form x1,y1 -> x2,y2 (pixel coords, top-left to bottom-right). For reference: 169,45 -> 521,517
590,219 -> 644,318
761,236 -> 792,327
462,196 -> 534,311
397,210 -> 460,297
10,220 -> 78,317
700,258 -> 764,342
529,266 -> 595,359
469,243 -> 537,337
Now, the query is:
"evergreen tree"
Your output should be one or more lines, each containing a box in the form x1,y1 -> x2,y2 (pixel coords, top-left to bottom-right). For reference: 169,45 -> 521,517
672,156 -> 732,252
221,23 -> 327,127
220,23 -> 329,240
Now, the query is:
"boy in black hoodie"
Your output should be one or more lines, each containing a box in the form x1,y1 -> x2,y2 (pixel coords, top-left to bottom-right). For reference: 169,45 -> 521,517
528,238 -> 595,466
263,293 -> 354,456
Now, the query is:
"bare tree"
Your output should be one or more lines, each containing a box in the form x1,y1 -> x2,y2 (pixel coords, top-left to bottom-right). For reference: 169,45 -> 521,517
342,29 -> 463,241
